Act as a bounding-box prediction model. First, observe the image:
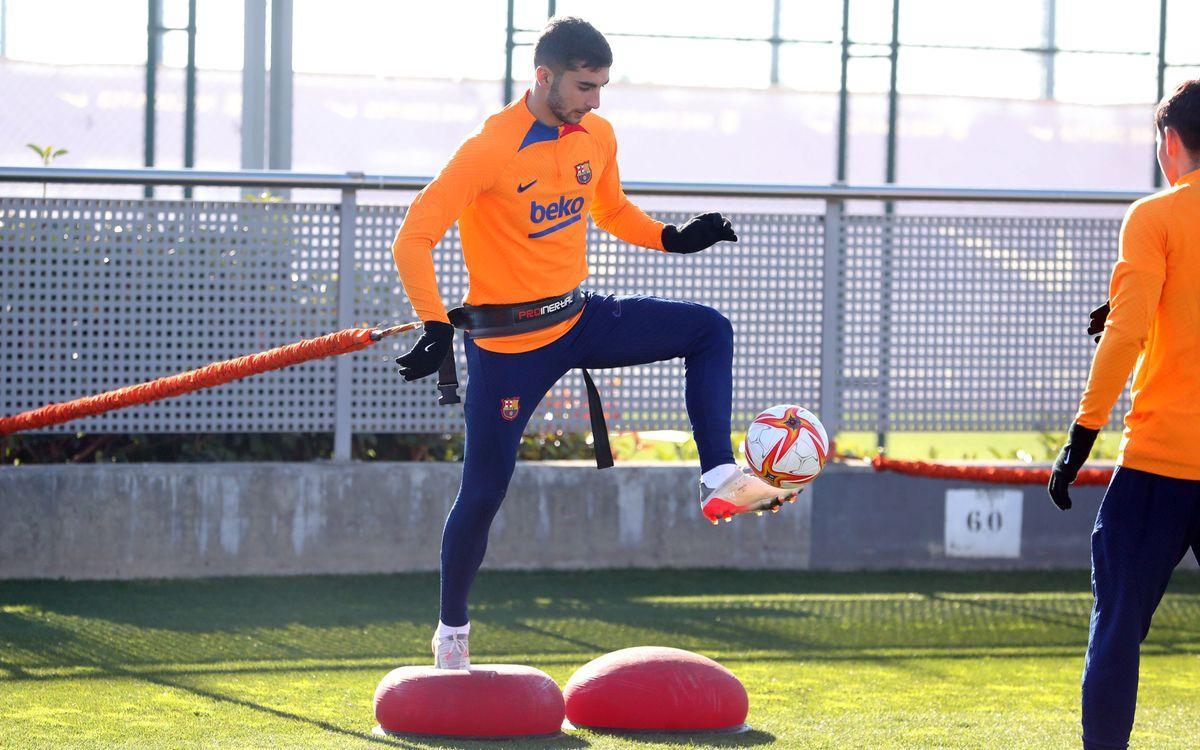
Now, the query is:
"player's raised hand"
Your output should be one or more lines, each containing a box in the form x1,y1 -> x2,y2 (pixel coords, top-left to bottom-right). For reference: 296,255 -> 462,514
661,212 -> 738,254
1088,300 -> 1110,343
395,321 -> 454,381
1047,423 -> 1099,510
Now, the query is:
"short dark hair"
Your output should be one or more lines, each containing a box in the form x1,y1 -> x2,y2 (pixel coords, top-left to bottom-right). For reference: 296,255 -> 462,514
533,16 -> 612,72
1155,79 -> 1200,153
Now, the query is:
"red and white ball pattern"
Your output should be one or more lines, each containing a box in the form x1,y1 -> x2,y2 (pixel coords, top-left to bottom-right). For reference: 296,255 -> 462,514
743,404 -> 829,490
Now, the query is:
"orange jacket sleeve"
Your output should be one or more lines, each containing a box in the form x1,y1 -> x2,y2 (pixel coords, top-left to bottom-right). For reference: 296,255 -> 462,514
1075,199 -> 1168,429
588,133 -> 665,251
391,124 -> 513,322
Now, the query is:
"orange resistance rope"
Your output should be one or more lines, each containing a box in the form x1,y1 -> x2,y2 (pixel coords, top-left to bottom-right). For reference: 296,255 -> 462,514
0,324 -> 419,436
870,454 -> 1114,486
1,334 -> 1116,490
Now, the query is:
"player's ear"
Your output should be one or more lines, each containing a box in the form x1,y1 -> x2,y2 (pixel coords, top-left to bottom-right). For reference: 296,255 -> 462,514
535,65 -> 553,89
1165,126 -> 1180,157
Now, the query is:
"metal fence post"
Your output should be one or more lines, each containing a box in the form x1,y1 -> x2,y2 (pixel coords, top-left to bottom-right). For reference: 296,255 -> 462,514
877,209 -> 894,452
183,0 -> 197,199
333,188 -> 357,461
1153,0 -> 1168,188
503,0 -> 515,105
769,0 -> 782,86
819,198 -> 844,447
143,0 -> 161,199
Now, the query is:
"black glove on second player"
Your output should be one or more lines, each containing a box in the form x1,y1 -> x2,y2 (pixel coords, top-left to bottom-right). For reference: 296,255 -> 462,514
662,212 -> 738,254
1088,300 -> 1110,343
395,321 -> 454,381
1047,423 -> 1100,511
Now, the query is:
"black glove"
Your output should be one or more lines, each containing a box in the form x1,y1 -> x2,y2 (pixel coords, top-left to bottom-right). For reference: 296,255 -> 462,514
1047,423 -> 1099,511
395,321 -> 454,382
1088,301 -> 1109,343
661,212 -> 738,254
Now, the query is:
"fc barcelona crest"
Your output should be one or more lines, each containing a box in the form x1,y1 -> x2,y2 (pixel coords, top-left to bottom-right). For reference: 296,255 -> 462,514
501,397 -> 520,421
575,161 -> 592,185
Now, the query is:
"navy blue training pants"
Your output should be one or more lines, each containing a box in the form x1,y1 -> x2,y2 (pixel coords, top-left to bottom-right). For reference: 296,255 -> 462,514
439,293 -> 736,626
1082,466 -> 1200,749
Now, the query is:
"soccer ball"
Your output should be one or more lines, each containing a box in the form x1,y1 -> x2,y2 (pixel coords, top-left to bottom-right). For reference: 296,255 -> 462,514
742,404 -> 830,489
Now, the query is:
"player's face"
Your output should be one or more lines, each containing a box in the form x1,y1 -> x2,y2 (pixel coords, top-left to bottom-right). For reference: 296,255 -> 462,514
548,67 -> 609,124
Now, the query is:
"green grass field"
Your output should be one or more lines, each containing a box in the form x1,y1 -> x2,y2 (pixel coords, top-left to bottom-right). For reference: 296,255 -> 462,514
3,570 -> 1199,749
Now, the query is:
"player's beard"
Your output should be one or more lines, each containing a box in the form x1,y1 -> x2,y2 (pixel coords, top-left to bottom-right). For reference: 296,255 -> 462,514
547,78 -> 581,124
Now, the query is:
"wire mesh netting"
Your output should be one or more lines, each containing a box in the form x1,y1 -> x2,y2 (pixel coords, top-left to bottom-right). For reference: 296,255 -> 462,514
1,196 -> 1127,436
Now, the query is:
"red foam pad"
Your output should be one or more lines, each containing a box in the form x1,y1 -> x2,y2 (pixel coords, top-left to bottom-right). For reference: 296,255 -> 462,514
563,646 -> 748,731
374,665 -> 564,738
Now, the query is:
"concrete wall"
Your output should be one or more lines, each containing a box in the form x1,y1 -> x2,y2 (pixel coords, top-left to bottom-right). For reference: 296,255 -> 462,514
0,461 -> 1157,581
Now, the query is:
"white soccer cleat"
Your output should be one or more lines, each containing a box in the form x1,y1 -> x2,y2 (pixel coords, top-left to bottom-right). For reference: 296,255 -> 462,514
699,466 -> 803,525
432,633 -> 470,670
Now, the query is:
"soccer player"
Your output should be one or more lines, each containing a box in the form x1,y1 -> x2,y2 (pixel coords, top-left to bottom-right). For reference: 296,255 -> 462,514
1048,79 -> 1200,750
390,17 -> 798,669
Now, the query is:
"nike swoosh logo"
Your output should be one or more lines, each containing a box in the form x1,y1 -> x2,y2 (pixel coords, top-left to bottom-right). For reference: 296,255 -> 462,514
424,342 -> 438,352
517,180 -> 537,193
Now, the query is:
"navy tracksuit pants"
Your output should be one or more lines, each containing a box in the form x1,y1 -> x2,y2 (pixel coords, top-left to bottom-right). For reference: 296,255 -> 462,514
439,293 -> 736,626
1082,466 -> 1200,749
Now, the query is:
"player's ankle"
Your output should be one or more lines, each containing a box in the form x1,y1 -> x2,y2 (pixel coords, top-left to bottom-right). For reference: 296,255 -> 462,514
701,463 -> 739,488
436,620 -> 471,638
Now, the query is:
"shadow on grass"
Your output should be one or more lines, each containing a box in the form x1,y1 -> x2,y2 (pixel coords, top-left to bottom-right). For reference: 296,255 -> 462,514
373,731 -> 590,749
1,569 -> 1123,628
0,615 -> 397,748
936,591 -> 1200,657
133,667 -> 399,747
5,643 -> 1160,686
6,570 -> 1200,747
570,726 -> 775,747
3,569 -> 1200,677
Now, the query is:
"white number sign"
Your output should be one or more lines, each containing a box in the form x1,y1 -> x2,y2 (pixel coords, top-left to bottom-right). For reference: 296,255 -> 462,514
944,489 -> 1023,559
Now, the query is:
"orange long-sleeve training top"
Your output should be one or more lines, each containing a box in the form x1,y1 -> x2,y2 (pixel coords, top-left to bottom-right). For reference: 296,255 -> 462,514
1076,166 -> 1200,480
391,94 -> 665,353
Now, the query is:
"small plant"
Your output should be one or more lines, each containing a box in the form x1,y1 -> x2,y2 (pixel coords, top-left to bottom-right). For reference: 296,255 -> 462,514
1036,430 -> 1066,460
27,143 -> 68,198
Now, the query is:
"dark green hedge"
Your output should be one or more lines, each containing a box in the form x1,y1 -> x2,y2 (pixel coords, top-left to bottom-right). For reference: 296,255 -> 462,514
3,431 -> 596,464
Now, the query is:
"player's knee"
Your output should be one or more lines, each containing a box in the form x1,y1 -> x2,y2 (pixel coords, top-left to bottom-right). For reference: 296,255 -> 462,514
449,482 -> 508,526
699,305 -> 733,346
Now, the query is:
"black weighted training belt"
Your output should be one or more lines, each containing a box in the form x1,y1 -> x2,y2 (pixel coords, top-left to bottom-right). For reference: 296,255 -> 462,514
435,349 -> 460,405
581,368 -> 614,469
435,288 -> 613,469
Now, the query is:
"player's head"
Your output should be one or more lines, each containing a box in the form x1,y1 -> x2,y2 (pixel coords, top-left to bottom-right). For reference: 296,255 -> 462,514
1154,79 -> 1200,185
533,16 -> 611,125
